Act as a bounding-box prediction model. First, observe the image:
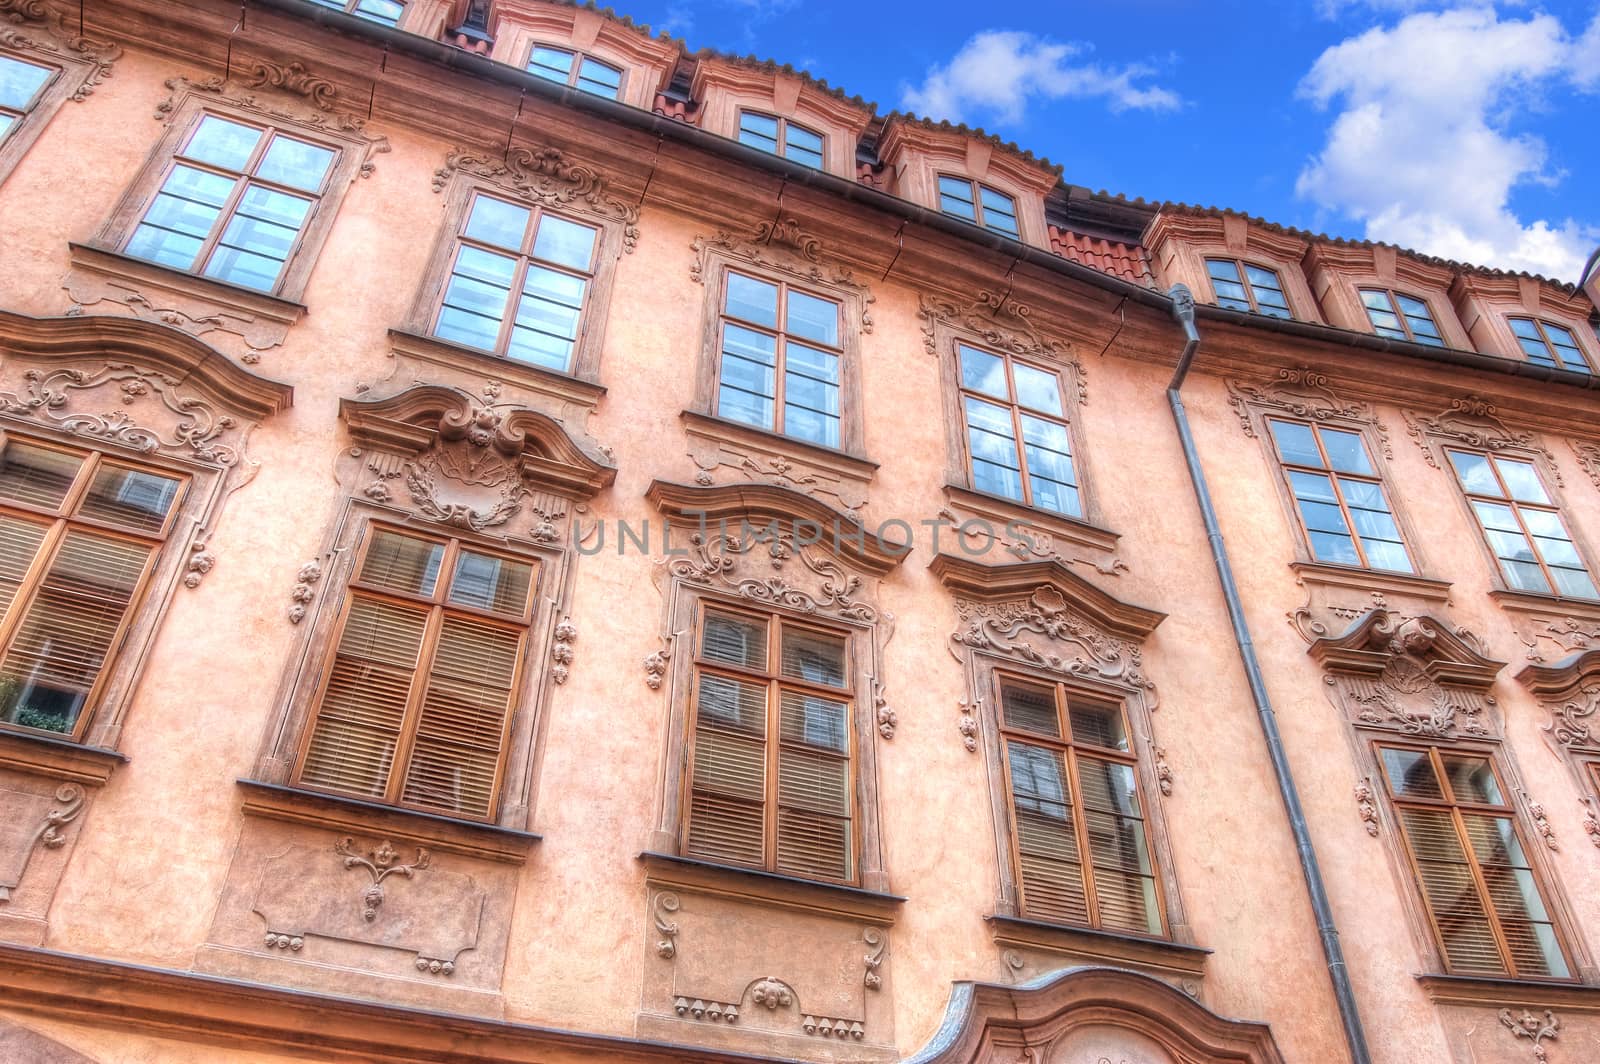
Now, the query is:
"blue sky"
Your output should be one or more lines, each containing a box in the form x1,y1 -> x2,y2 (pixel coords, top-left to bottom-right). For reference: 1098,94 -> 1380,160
609,0 -> 1600,282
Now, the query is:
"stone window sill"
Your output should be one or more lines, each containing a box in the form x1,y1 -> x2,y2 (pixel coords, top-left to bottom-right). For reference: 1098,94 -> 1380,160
68,243 -> 307,324
1290,560 -> 1451,604
236,779 -> 539,865
0,728 -> 124,787
1417,973 -> 1600,1009
1490,587 -> 1600,624
387,328 -> 607,409
943,483 -> 1119,555
639,851 -> 904,921
680,410 -> 878,477
986,913 -> 1209,980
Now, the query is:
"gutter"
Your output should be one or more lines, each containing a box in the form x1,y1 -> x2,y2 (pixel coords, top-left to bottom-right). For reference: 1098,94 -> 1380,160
1166,285 -> 1373,1064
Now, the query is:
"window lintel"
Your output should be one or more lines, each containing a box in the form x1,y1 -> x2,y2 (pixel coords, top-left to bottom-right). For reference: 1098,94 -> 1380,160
931,553 -> 1164,644
1306,609 -> 1504,689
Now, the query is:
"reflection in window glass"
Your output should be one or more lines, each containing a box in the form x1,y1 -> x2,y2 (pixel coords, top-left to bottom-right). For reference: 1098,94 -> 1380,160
957,343 -> 1079,517
714,271 -> 842,447
1447,449 -> 1596,598
1267,419 -> 1412,572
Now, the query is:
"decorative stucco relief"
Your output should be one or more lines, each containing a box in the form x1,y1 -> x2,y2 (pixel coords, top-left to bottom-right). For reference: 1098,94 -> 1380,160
157,63 -> 389,158
935,503 -> 1127,578
668,522 -> 880,624
0,784 -> 83,904
1499,1008 -> 1560,1063
550,617 -> 577,685
1572,440 -> 1600,492
286,559 -> 323,625
690,217 -> 873,331
918,291 -> 1086,405
1402,393 -> 1559,481
1519,790 -> 1560,851
1225,365 -> 1391,457
688,444 -> 869,523
0,0 -> 120,100
1354,779 -> 1380,837
435,146 -> 640,252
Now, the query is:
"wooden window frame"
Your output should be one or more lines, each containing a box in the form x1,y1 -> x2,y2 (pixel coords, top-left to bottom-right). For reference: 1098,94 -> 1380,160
1204,257 -> 1292,319
1266,417 -> 1414,573
1508,316 -> 1595,373
936,173 -> 1020,237
1360,287 -> 1446,346
307,0 -> 407,26
288,520 -> 540,823
992,668 -> 1170,937
524,42 -> 626,99
407,176 -> 625,387
0,435 -> 188,743
691,254 -> 868,457
0,45 -> 80,189
1446,447 -> 1598,600
735,109 -> 825,168
680,598 -> 859,883
94,96 -> 370,305
1375,740 -> 1576,982
956,341 -> 1083,520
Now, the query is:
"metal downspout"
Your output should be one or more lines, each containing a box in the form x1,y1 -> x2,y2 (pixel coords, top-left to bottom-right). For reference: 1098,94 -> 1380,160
1164,284 -> 1373,1064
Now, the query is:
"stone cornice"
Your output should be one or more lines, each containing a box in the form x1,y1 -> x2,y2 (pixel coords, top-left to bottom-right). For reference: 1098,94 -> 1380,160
877,117 -> 1060,195
1306,610 -> 1504,688
689,56 -> 875,135
1144,209 -> 1310,265
928,553 -> 1164,641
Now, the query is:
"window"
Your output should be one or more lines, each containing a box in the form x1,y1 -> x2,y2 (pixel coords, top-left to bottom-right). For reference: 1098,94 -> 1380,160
683,605 -> 855,882
0,52 -> 54,145
1361,289 -> 1445,347
1447,449 -> 1596,598
1268,419 -> 1411,572
958,342 -> 1080,518
308,0 -> 405,24
122,113 -> 338,294
938,175 -> 1019,238
1378,744 -> 1571,980
714,271 -> 843,448
0,437 -> 185,739
1205,259 -> 1290,319
1509,317 -> 1592,374
997,677 -> 1164,936
432,190 -> 598,372
737,110 -> 824,169
526,45 -> 623,100
295,526 -> 538,820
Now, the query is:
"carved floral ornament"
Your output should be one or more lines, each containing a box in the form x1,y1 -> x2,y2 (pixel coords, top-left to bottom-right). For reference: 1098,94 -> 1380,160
1225,365 -> 1391,457
0,0 -> 119,100
435,145 -> 640,253
1402,393 -> 1560,481
688,217 -> 875,332
919,289 -> 1087,406
1499,1008 -> 1560,1064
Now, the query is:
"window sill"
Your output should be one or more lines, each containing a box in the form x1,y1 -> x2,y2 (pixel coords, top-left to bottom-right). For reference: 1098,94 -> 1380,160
942,483 -> 1119,555
387,328 -> 606,409
986,914 -> 1209,980
68,243 -> 307,325
681,410 -> 878,477
638,851 -> 904,921
1490,588 -> 1600,624
236,780 -> 538,865
1417,973 -> 1600,1010
1289,561 -> 1452,604
0,728 -> 124,787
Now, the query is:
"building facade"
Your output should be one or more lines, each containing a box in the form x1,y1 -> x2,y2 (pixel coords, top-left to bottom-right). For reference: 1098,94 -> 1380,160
1,2 -> 1599,1062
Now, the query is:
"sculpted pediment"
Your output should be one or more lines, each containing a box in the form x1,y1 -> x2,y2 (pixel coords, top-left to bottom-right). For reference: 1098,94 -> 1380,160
1308,610 -> 1503,689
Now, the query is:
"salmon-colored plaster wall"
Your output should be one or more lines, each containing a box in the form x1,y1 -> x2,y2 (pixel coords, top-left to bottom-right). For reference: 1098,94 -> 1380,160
0,15 -> 1596,1064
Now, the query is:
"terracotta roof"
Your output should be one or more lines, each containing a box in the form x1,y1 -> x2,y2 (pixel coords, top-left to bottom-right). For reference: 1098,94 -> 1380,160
880,112 -> 1062,174
532,0 -> 682,42
1048,227 -> 1156,288
691,50 -> 876,111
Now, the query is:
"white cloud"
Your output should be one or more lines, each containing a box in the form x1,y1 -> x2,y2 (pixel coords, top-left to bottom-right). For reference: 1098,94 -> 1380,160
900,30 -> 1180,126
1573,11 -> 1600,90
1295,7 -> 1599,281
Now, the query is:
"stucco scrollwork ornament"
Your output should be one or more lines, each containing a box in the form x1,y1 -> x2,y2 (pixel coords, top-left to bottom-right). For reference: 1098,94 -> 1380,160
334,837 -> 431,924
0,0 -> 120,101
1402,394 -> 1559,482
651,891 -> 681,959
1520,616 -> 1600,665
0,784 -> 84,904
1584,801 -> 1600,849
1572,440 -> 1600,492
1520,789 -> 1560,852
435,146 -> 640,252
937,506 -> 1128,577
689,218 -> 874,331
1152,743 -> 1175,797
1225,365 -> 1391,457
862,927 -> 886,989
183,542 -> 216,589
953,585 -> 1157,708
287,559 -> 323,625
957,697 -> 980,752
1499,1008 -> 1560,1063
918,292 -> 1087,405
871,681 -> 897,740
550,617 -> 577,685
643,636 -> 673,690
750,977 -> 793,1009
669,527 -> 878,624
0,364 -> 242,465
1354,778 -> 1380,836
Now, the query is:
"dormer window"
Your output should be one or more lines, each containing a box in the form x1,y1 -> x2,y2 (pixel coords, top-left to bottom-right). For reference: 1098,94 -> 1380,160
737,110 -> 824,170
938,175 -> 1019,238
1361,288 -> 1444,347
527,45 -> 623,100
1206,259 -> 1291,319
1509,317 -> 1592,374
308,0 -> 404,25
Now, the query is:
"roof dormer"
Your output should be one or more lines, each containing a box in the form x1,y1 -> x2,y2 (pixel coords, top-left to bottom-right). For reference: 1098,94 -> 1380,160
1450,271 -> 1599,375
875,117 -> 1059,246
689,56 -> 873,180
1303,242 -> 1472,350
1145,209 -> 1321,322
487,0 -> 679,109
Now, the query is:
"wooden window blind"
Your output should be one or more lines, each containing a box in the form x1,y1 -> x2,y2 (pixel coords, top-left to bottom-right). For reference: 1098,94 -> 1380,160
1446,449 -> 1597,599
957,342 -> 1080,518
296,525 -> 538,821
0,436 -> 185,739
998,676 -> 1165,936
1379,744 -> 1572,979
1267,418 -> 1412,572
684,604 -> 855,882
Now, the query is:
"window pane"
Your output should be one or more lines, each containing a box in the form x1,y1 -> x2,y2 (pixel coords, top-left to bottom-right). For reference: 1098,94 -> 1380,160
785,289 -> 839,347
1009,740 -> 1087,923
1067,701 -> 1128,751
354,0 -> 405,25
0,441 -> 83,511
1320,429 -> 1374,475
739,111 -> 779,140
958,345 -> 1009,399
0,514 -> 49,621
1001,681 -> 1059,737
1493,458 -> 1550,504
359,529 -> 444,597
1382,746 -> 1442,798
1012,361 -> 1063,416
532,214 -> 596,272
785,123 -> 824,168
528,46 -> 574,83
779,688 -> 849,754
403,615 -> 519,817
77,465 -> 181,533
463,194 -> 531,251
1440,755 -> 1502,805
447,550 -> 534,616
0,55 -> 52,112
182,115 -> 262,171
725,273 -> 778,328
576,58 -> 621,98
780,628 -> 846,688
1447,450 -> 1500,496
702,610 -> 767,670
1551,565 -> 1598,599
256,134 -> 335,192
1269,420 -> 1323,468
